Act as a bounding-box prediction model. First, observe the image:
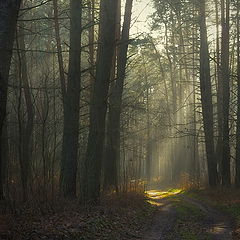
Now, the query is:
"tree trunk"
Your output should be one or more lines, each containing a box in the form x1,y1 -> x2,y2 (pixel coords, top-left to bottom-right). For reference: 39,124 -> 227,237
17,20 -> 34,201
53,0 -> 66,101
214,0 -> 223,182
199,0 -> 218,187
235,0 -> 240,186
81,0 -> 118,204
87,0 -> 95,94
144,55 -> 151,181
103,0 -> 123,191
60,0 -> 82,198
220,0 -> 231,186
0,0 -> 21,200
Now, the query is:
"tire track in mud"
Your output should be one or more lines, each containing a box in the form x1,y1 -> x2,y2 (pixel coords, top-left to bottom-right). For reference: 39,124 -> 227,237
183,196 -> 233,240
141,191 -> 233,240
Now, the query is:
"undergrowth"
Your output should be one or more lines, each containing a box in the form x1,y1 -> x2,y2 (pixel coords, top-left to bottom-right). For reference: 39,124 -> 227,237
0,191 -> 155,240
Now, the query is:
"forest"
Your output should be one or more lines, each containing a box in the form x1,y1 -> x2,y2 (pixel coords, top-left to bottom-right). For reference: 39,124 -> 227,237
0,0 -> 240,239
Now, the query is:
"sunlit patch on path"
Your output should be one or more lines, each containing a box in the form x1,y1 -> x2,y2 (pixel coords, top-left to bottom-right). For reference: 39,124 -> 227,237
146,189 -> 182,206
146,189 -> 182,200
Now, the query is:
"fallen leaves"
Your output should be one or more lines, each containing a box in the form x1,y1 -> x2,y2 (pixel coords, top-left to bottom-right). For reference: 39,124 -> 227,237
0,192 -> 155,240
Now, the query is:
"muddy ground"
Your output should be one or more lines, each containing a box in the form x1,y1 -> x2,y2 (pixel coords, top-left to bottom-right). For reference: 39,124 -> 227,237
141,189 -> 234,240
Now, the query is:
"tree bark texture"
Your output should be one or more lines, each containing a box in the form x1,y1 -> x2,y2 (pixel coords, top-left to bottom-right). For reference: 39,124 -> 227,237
81,0 -> 118,204
60,0 -> 82,198
199,0 -> 218,187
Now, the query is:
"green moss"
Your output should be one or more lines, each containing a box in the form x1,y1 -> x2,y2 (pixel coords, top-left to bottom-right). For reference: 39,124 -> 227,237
163,192 -> 212,240
169,188 -> 184,193
220,203 -> 240,222
179,230 -> 198,240
173,200 -> 205,219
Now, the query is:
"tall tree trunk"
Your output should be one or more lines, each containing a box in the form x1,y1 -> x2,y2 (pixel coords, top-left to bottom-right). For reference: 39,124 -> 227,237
53,0 -> 66,101
103,0 -> 123,191
191,5 -> 200,182
104,0 -> 133,187
142,53 -> 152,181
199,0 -> 218,187
81,0 -> 118,204
0,0 -> 21,200
235,0 -> 240,186
221,0 -> 231,186
146,76 -> 151,181
17,20 -> 34,201
214,0 -> 223,182
87,0 -> 95,94
60,0 -> 82,198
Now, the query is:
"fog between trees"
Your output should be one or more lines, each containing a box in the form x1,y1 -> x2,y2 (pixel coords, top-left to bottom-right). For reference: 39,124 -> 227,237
0,0 -> 239,204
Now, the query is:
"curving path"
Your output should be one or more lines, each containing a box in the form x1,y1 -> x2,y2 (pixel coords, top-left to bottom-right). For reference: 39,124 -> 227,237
141,190 -> 233,240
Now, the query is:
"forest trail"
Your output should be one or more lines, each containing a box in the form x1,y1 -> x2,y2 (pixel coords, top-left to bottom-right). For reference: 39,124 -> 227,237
141,189 -> 233,240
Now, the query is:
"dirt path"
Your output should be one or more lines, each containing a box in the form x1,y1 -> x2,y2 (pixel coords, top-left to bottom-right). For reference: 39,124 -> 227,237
141,199 -> 176,240
183,196 -> 233,239
141,190 -> 233,240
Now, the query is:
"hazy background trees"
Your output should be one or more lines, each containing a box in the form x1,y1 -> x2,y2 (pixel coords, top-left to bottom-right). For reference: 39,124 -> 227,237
1,0 -> 240,204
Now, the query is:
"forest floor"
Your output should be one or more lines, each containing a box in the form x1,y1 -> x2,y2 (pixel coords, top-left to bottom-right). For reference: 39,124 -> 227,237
0,192 -> 155,240
1,188 -> 240,239
141,188 -> 240,240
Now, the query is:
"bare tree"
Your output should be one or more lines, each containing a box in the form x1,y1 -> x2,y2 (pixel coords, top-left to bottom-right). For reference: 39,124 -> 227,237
235,0 -> 240,186
199,0 -> 218,187
104,0 -> 133,190
81,0 -> 118,204
220,0 -> 230,186
17,20 -> 34,201
53,0 -> 66,101
60,0 -> 82,198
0,0 -> 21,199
